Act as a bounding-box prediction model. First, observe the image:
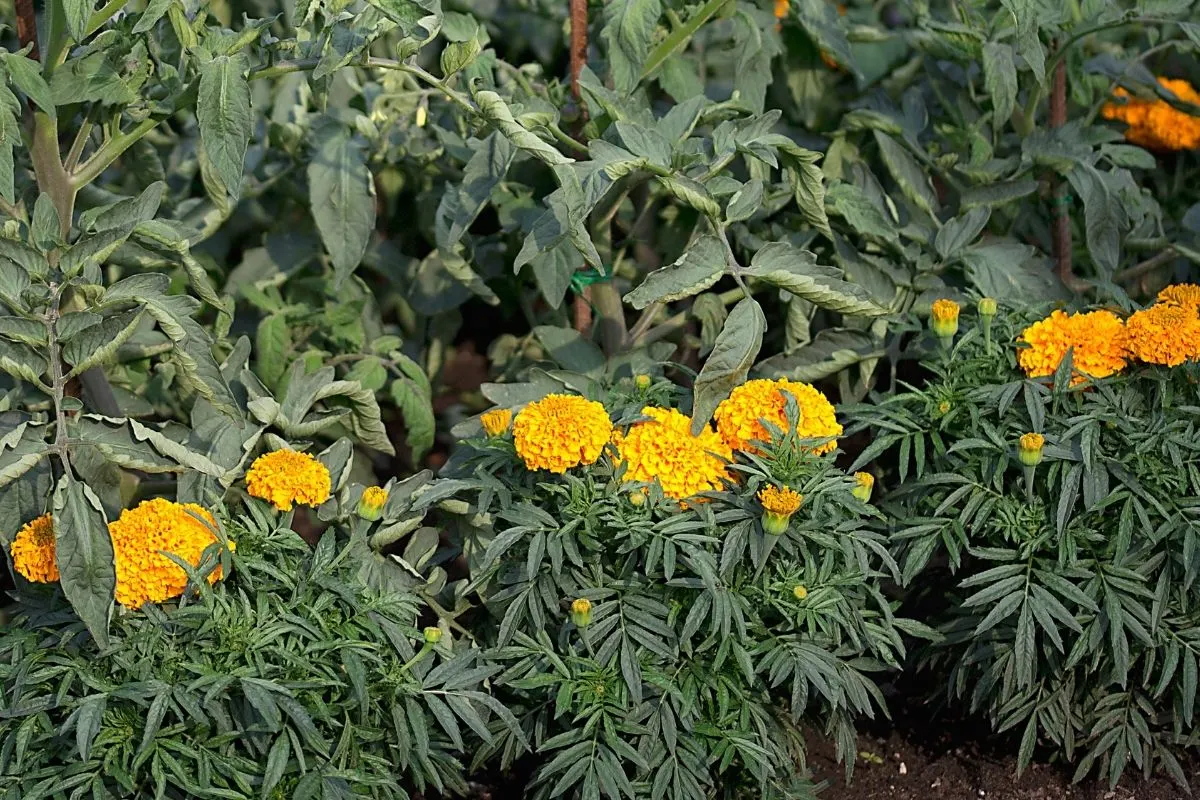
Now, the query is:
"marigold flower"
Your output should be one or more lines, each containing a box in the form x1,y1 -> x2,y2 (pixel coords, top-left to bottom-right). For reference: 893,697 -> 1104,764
613,407 -> 731,501
852,471 -> 874,503
1125,303 -> 1200,366
1157,283 -> 1200,313
930,299 -> 960,340
423,626 -> 443,644
773,0 -> 788,19
1018,433 -> 1045,467
634,374 -> 652,390
1017,310 -> 1128,384
1101,78 -> 1200,152
793,585 -> 809,601
759,485 -> 802,535
109,498 -> 232,610
714,378 -> 842,455
481,408 -> 512,437
571,598 -> 593,627
10,515 -> 58,583
512,394 -> 612,473
358,486 -> 388,521
245,449 -> 332,511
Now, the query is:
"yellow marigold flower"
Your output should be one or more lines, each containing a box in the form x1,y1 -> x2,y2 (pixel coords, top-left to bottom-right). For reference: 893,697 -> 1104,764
773,0 -> 788,19
109,498 -> 232,610
759,485 -> 803,535
571,597 -> 593,627
245,449 -> 332,511
512,394 -> 612,473
714,378 -> 842,455
613,407 -> 731,501
1017,310 -> 1128,384
1102,78 -> 1200,152
1018,433 -> 1045,467
10,515 -> 58,583
358,486 -> 388,521
852,471 -> 874,503
930,299 -> 960,339
1157,283 -> 1200,312
1125,303 -> 1200,366
793,585 -> 808,601
481,408 -> 512,437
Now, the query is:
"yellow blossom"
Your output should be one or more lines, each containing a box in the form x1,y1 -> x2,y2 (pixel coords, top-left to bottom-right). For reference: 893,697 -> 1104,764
512,394 -> 612,473
358,486 -> 388,520
759,485 -> 803,535
481,409 -> 512,437
571,597 -> 593,627
613,407 -> 732,501
714,378 -> 842,455
852,471 -> 874,503
793,585 -> 808,601
1157,284 -> 1200,313
1019,433 -> 1045,467
1125,303 -> 1200,366
1018,310 -> 1128,384
109,498 -> 233,610
10,515 -> 58,583
930,299 -> 960,339
245,449 -> 332,511
1102,78 -> 1200,152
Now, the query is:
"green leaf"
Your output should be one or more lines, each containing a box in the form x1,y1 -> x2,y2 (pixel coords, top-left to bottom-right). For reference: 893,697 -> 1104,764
31,194 -> 62,252
656,174 -> 721,217
0,316 -> 46,346
79,183 -> 165,233
746,242 -> 888,316
959,178 -> 1039,209
534,326 -> 605,374
390,357 -> 434,463
0,427 -> 46,488
827,182 -> 893,242
63,310 -> 143,377
133,0 -> 176,33
1066,164 -> 1120,276
960,240 -> 1064,303
640,0 -> 727,82
726,180 -> 764,224
983,42 -> 1018,123
441,39 -> 481,77
777,141 -> 833,239
51,52 -> 140,106
308,119 -> 376,287
74,416 -> 179,473
0,339 -> 49,388
304,377 -> 396,456
873,132 -> 938,216
754,328 -> 886,381
1,53 -> 55,118
794,0 -> 854,74
474,90 -> 572,167
74,695 -> 107,762
623,235 -> 726,309
197,54 -> 252,201
602,0 -> 663,94
53,476 -> 115,647
691,298 -> 765,434
435,133 -> 514,251
60,229 -> 133,278
999,0 -> 1045,84
934,208 -> 990,260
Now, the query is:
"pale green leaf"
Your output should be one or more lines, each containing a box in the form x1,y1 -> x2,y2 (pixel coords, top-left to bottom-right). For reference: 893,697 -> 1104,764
309,119 -> 376,286
197,54 -> 251,201
602,0 -> 663,94
53,477 -> 114,646
746,242 -> 888,317
623,235 -> 726,309
691,298 -> 765,433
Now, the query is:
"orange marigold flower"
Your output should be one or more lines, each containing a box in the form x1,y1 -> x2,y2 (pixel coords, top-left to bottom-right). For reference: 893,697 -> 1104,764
613,407 -> 731,501
1157,283 -> 1200,312
512,394 -> 612,473
1101,78 -> 1200,152
1125,303 -> 1200,366
774,0 -> 788,19
758,485 -> 803,535
930,299 -> 960,339
481,408 -> 512,437
714,378 -> 842,455
246,449 -> 332,511
10,515 -> 58,583
109,498 -> 233,609
1017,310 -> 1128,383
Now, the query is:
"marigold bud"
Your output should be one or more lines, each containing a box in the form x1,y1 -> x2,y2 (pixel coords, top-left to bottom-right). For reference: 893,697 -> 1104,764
570,598 -> 593,627
793,585 -> 808,601
978,297 -> 997,318
758,485 -> 802,536
634,374 -> 652,390
629,491 -> 646,507
1018,433 -> 1045,467
937,400 -> 951,415
423,626 -> 443,644
358,486 -> 388,521
852,471 -> 874,503
930,299 -> 960,340
481,408 -> 512,438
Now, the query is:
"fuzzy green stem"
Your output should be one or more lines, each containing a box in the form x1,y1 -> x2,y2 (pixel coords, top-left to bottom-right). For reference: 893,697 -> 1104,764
71,118 -> 159,189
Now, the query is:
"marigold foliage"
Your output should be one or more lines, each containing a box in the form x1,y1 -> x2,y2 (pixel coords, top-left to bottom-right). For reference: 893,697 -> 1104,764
110,498 -> 231,609
714,378 -> 842,454
1101,78 -> 1200,151
613,406 -> 731,501
512,394 -> 612,473
1017,310 -> 1128,383
481,408 -> 512,437
10,515 -> 58,583
1125,303 -> 1200,366
246,449 -> 332,511
1157,283 -> 1200,312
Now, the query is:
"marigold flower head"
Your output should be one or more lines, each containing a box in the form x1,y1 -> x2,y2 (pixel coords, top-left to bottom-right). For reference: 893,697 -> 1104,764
1018,433 -> 1045,467
852,471 -> 874,503
1101,78 -> 1200,152
10,515 -> 58,583
759,485 -> 803,535
1017,310 -> 1128,384
358,486 -> 388,521
1125,303 -> 1200,366
613,407 -> 731,501
571,597 -> 593,627
1157,283 -> 1200,312
773,0 -> 788,19
930,299 -> 960,339
512,394 -> 612,473
793,585 -> 808,601
481,408 -> 512,437
714,378 -> 842,455
634,374 -> 652,390
246,449 -> 332,511
109,498 -> 232,610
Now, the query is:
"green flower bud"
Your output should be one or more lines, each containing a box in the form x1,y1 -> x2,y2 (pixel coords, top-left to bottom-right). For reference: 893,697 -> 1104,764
570,598 -> 593,627
978,297 -> 997,318
423,626 -> 443,644
1018,433 -> 1044,467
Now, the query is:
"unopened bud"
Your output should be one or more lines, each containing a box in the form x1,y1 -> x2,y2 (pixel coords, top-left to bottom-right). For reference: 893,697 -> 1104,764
570,598 -> 592,627
930,299 -> 960,340
852,472 -> 874,503
1018,433 -> 1044,467
793,585 -> 808,601
358,486 -> 388,521
635,374 -> 652,390
423,626 -> 443,644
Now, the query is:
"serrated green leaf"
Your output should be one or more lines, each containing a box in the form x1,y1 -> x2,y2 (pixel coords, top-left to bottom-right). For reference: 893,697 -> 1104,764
746,242 -> 888,317
197,54 -> 251,201
1,53 -> 55,118
602,0 -> 662,94
623,236 -> 726,309
983,42 -> 1018,124
63,309 -> 143,377
474,90 -> 572,166
873,131 -> 937,216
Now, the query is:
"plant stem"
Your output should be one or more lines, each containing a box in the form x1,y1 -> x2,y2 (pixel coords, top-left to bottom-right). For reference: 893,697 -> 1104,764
71,118 -> 159,188
14,0 -> 39,60
29,112 -> 76,237
1114,247 -> 1177,284
64,117 -> 95,173
250,59 -> 477,116
546,122 -> 589,155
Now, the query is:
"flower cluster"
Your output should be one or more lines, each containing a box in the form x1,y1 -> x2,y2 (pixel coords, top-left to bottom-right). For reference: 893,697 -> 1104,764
713,378 -> 842,455
612,407 -> 731,501
110,498 -> 232,610
1017,309 -> 1128,383
10,515 -> 58,583
246,449 -> 332,511
1101,78 -> 1200,152
513,394 -> 613,473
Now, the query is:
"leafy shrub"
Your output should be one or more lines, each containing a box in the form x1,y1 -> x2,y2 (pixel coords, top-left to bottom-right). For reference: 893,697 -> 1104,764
850,292 -> 1200,788
432,371 -> 924,799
